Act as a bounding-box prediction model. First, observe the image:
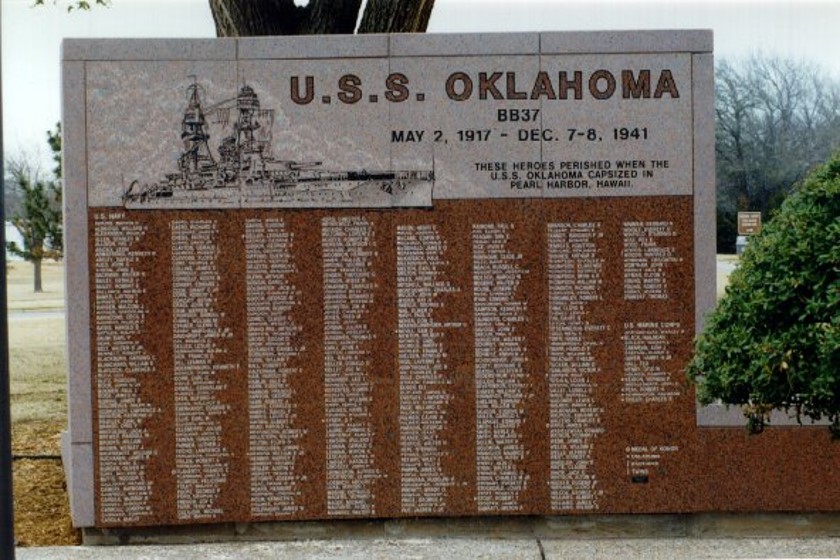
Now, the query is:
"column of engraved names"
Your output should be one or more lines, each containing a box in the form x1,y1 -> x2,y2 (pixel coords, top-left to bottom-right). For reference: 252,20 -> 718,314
93,212 -> 156,523
396,225 -> 460,514
472,223 -> 529,512
621,221 -> 684,403
623,221 -> 682,300
171,220 -> 232,520
547,222 -> 604,511
322,216 -> 381,516
622,322 -> 683,403
245,219 -> 306,516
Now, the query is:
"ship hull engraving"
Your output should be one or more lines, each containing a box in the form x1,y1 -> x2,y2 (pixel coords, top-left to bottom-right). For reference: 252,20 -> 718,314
124,80 -> 434,210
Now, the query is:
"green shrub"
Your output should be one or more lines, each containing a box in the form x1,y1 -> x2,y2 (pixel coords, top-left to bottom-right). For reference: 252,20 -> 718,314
688,155 -> 840,435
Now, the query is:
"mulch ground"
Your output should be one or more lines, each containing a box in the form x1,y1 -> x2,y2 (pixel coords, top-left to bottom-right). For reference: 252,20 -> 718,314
12,419 -> 82,546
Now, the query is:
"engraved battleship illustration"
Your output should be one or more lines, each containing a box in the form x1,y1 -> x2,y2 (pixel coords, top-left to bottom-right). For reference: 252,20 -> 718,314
123,79 -> 434,209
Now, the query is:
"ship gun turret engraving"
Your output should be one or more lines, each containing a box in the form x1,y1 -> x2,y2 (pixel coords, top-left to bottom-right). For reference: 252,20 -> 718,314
124,79 -> 434,209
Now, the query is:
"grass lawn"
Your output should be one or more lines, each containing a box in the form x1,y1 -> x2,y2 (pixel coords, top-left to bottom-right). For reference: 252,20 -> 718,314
8,261 -> 67,425
9,316 -> 66,425
7,260 -> 65,311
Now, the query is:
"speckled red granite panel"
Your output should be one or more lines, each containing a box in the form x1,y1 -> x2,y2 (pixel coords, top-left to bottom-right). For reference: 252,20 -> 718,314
87,202 -> 840,528
88,196 -> 703,526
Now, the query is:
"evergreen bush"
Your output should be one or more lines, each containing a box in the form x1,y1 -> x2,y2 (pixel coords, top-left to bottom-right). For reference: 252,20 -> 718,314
688,154 -> 840,435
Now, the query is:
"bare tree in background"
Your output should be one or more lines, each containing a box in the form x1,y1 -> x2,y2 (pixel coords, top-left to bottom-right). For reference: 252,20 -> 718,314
715,55 -> 840,251
4,152 -> 63,293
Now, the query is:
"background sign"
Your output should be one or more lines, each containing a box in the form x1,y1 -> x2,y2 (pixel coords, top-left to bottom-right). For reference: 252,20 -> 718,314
737,211 -> 762,235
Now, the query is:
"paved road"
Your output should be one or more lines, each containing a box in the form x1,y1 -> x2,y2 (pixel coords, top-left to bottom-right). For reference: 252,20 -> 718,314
718,259 -> 739,276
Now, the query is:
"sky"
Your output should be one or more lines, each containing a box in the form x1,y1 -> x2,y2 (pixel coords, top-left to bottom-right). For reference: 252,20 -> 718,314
4,0 -> 840,170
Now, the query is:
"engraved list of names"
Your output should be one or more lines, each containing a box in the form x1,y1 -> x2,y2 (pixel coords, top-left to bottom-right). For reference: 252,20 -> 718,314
89,199 -> 696,523
322,216 -> 382,516
245,218 -> 306,516
547,222 -> 605,512
93,212 -> 157,524
472,223 -> 530,512
396,224 -> 460,514
171,220 -> 233,521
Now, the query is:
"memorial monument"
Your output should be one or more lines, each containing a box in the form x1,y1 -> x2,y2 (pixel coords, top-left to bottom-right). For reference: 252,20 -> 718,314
61,31 -> 840,531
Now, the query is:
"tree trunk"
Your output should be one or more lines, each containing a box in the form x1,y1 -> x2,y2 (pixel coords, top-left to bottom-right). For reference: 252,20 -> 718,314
209,0 -> 433,37
357,0 -> 434,34
33,258 -> 43,293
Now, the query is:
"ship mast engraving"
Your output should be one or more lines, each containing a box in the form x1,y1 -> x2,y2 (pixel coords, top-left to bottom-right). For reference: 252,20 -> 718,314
124,79 -> 434,209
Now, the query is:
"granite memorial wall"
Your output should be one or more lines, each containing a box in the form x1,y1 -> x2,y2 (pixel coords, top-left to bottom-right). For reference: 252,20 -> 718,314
62,31 -> 840,529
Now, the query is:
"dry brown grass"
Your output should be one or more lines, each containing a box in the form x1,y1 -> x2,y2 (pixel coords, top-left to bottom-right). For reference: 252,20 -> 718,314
12,421 -> 81,546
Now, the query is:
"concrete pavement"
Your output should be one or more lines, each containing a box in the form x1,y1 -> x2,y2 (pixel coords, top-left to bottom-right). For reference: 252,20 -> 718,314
15,537 -> 840,559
